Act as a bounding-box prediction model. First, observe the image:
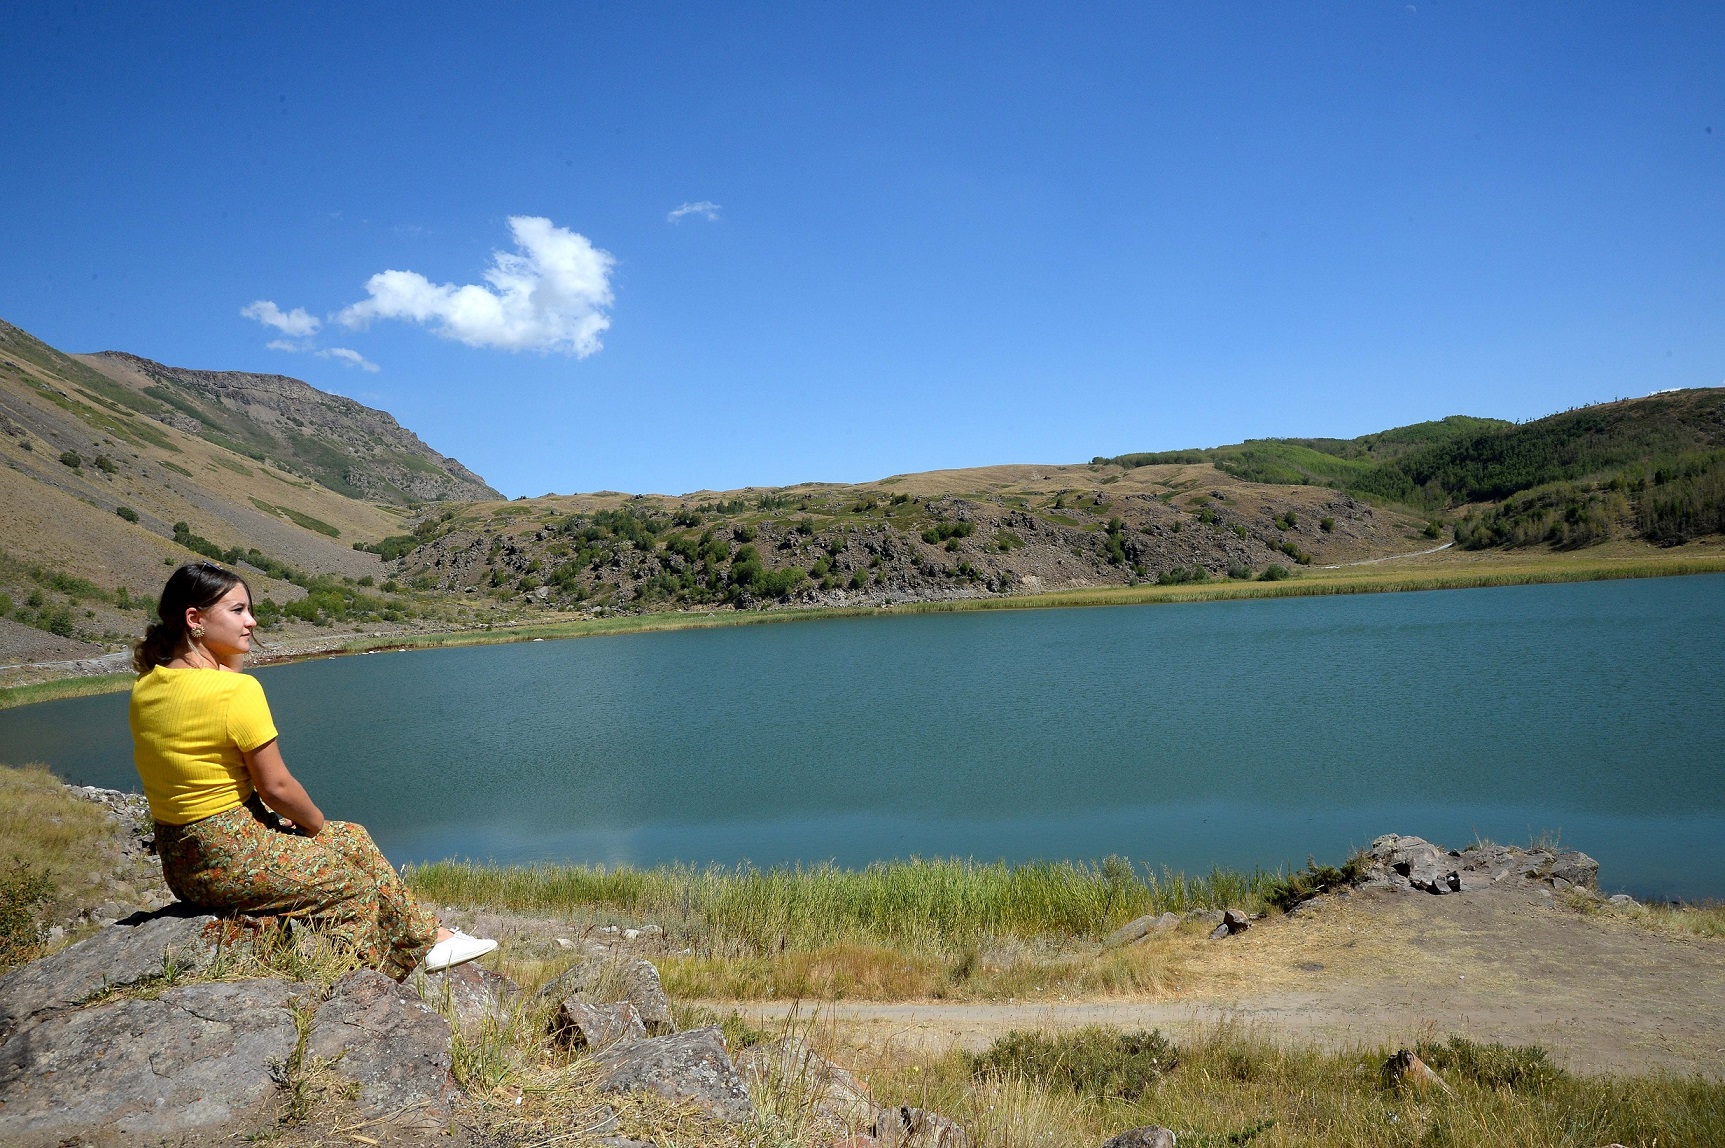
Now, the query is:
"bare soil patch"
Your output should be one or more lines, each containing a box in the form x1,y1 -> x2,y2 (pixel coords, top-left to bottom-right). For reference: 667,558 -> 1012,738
737,883 -> 1725,1078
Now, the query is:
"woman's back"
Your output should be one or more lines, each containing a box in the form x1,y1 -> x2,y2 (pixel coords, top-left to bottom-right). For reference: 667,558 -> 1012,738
130,665 -> 277,825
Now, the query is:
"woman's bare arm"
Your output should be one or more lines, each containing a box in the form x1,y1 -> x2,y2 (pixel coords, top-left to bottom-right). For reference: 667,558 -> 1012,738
243,739 -> 326,836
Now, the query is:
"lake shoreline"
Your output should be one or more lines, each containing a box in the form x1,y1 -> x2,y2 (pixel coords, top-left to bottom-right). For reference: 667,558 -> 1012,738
4,544 -> 1723,711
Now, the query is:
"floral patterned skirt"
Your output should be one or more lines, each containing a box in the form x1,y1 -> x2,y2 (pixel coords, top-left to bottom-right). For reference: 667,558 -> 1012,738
155,797 -> 439,981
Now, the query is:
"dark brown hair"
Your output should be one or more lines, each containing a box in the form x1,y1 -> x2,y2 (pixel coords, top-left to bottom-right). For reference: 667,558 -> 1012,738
132,562 -> 250,673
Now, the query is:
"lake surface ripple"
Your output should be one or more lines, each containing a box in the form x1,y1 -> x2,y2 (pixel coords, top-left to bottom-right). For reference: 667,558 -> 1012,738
4,574 -> 1722,899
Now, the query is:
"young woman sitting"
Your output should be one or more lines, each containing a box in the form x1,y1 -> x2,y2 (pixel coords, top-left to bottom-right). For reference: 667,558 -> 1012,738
130,561 -> 495,979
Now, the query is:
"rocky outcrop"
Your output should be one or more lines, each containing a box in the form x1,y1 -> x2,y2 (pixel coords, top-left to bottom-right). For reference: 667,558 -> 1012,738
535,946 -> 676,1035
308,969 -> 459,1128
413,959 -> 521,1029
551,999 -> 647,1050
590,1025 -> 756,1122
1361,835 -> 1599,897
0,903 -> 218,1039
0,978 -> 305,1140
735,1034 -> 875,1127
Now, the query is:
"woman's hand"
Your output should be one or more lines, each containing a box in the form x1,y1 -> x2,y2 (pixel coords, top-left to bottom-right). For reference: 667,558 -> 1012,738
242,739 -> 326,836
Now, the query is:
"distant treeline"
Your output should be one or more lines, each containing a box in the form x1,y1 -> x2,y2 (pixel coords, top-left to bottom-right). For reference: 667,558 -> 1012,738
1098,390 -> 1725,548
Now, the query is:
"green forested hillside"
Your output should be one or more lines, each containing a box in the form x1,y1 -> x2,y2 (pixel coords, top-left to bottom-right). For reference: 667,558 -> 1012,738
1099,390 -> 1725,549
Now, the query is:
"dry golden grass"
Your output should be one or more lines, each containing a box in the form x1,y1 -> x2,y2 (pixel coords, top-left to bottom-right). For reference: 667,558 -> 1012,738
0,761 -> 122,915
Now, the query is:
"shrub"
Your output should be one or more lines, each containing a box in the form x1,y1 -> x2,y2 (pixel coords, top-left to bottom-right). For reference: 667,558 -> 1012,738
733,524 -> 757,543
1320,516 -> 1335,532
58,450 -> 81,468
1273,511 -> 1297,530
1413,1036 -> 1562,1091
1259,564 -> 1290,581
921,521 -> 975,545
115,505 -> 139,522
971,1027 -> 1177,1100
41,605 -> 76,637
1423,520 -> 1443,539
1226,564 -> 1253,580
93,454 -> 117,473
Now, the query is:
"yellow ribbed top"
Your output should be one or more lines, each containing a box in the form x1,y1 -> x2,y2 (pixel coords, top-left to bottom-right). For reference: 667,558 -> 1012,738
129,666 -> 278,825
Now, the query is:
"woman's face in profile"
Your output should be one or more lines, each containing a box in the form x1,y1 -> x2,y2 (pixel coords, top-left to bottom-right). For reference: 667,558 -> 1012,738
191,584 -> 256,659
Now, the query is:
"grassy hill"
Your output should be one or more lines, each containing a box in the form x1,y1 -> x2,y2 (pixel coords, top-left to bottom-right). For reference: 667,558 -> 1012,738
1099,390 -> 1725,549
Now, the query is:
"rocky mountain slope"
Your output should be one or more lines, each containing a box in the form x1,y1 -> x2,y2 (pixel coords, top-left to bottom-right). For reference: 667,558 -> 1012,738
76,350 -> 499,505
0,318 -> 493,663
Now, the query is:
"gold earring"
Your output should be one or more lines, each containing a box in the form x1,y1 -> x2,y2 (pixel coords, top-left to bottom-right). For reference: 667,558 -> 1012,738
189,623 -> 206,638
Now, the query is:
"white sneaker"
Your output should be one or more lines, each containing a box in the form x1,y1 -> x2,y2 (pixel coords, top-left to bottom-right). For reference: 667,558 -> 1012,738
424,928 -> 498,972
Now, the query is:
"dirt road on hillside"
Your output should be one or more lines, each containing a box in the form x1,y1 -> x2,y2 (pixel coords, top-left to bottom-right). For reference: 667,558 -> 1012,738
733,884 -> 1725,1078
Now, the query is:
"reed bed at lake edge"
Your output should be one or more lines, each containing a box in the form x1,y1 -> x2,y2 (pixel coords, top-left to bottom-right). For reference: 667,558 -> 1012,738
405,856 -> 1285,954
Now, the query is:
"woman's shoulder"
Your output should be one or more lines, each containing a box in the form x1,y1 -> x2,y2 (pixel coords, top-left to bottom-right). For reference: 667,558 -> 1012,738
133,665 -> 265,698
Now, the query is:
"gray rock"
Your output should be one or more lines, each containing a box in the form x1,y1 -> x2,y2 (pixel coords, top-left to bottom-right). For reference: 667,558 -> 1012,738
736,1034 -> 874,1125
1608,893 -> 1639,909
1368,835 -> 1460,894
1105,912 -> 1180,947
1183,908 -> 1225,927
536,950 -> 675,1035
1101,1126 -> 1177,1148
1207,922 -> 1231,941
0,904 -> 219,1039
552,999 -> 647,1050
412,960 -> 521,1028
0,978 -> 304,1140
1546,851 -> 1600,891
590,1025 -> 754,1123
873,1104 -> 973,1148
308,969 -> 456,1129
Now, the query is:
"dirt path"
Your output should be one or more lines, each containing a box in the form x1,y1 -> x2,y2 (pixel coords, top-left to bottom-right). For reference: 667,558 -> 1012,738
733,884 -> 1725,1078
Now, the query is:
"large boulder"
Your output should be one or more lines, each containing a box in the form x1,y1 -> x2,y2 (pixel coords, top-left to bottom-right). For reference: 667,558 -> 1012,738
873,1104 -> 973,1148
735,1034 -> 874,1126
0,904 -> 220,1039
0,978 -> 305,1142
590,1025 -> 755,1122
308,969 -> 457,1128
551,999 -> 647,1050
1105,912 -> 1179,947
412,959 -> 521,1028
535,948 -> 675,1035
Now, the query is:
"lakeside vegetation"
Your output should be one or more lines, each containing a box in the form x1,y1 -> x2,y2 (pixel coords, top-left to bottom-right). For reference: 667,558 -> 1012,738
6,541 -> 1721,711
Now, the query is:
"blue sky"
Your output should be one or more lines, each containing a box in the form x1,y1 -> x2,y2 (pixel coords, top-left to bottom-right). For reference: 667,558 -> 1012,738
2,3 -> 1721,497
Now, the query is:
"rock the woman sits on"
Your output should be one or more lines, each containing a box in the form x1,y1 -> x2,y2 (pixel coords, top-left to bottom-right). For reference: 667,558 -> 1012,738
129,561 -> 494,979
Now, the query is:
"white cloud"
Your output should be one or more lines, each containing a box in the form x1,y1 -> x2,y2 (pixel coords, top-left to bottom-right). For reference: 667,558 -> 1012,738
337,216 -> 615,356
241,299 -> 321,337
318,347 -> 381,373
265,338 -> 307,353
667,201 -> 721,223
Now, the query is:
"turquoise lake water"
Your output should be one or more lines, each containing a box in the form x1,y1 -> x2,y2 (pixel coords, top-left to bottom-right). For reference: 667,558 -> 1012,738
3,574 -> 1722,900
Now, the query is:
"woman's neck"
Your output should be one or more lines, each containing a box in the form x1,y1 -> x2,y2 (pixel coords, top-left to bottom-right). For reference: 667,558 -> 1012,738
166,643 -> 235,671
